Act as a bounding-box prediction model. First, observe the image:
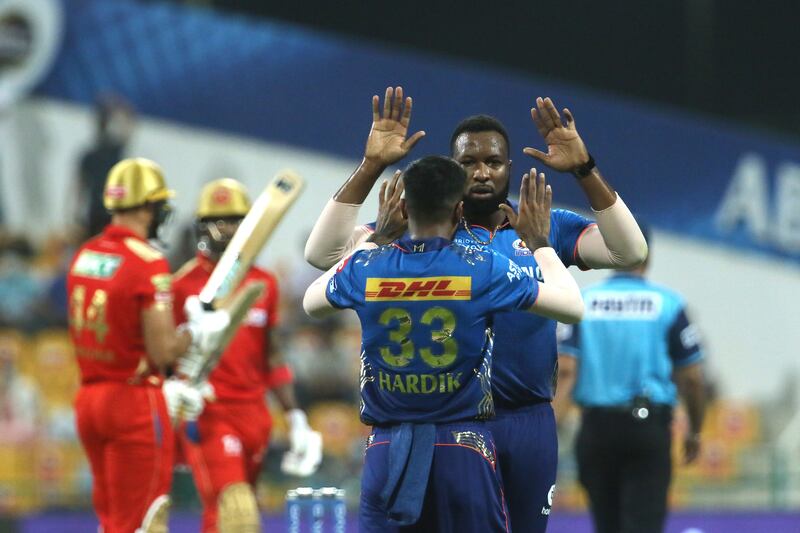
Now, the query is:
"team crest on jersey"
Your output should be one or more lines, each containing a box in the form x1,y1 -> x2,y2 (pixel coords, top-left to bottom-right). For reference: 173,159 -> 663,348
222,434 -> 243,456
71,251 -> 123,279
365,276 -> 471,301
512,238 -> 532,256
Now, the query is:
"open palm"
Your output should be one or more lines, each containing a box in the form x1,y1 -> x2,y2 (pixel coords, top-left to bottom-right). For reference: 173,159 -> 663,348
524,96 -> 590,172
364,86 -> 425,166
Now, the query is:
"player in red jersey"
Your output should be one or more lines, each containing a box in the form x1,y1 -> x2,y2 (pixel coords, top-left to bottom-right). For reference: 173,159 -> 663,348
67,158 -> 229,533
170,178 -> 322,533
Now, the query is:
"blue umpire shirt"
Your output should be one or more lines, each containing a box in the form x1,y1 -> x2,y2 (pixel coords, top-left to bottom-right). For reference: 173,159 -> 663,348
325,236 -> 540,425
558,273 -> 704,407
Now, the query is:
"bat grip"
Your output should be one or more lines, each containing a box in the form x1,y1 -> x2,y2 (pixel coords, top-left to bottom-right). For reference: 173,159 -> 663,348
201,300 -> 215,312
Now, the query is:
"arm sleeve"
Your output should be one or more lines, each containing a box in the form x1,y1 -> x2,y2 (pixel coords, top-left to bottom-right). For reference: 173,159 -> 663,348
486,252 -> 540,312
557,322 -> 581,358
575,194 -> 649,270
550,208 -> 595,267
303,243 -> 377,317
137,258 -> 173,310
171,281 -> 188,325
667,307 -> 703,367
304,199 -> 373,269
263,364 -> 294,389
529,248 -> 584,323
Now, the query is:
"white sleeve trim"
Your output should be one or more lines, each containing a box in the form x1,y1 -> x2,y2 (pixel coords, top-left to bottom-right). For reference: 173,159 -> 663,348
303,242 -> 378,318
529,248 -> 584,324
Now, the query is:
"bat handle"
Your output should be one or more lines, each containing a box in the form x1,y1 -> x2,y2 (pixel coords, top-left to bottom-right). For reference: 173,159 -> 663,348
172,400 -> 184,427
200,299 -> 215,312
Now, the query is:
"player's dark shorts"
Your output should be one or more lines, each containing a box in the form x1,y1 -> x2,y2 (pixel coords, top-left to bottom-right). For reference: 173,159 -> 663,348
487,402 -> 558,533
360,421 -> 509,533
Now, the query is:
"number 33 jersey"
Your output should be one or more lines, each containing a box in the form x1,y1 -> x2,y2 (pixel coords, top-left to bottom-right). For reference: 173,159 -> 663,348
67,225 -> 173,384
326,237 -> 539,425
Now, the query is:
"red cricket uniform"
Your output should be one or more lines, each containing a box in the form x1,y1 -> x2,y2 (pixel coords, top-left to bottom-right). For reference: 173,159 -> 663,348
67,225 -> 175,533
172,254 -> 292,533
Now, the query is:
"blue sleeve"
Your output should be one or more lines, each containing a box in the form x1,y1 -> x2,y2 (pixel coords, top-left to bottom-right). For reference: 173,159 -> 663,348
557,322 -> 581,358
550,208 -> 594,267
325,252 -> 364,310
485,251 -> 539,312
667,307 -> 703,367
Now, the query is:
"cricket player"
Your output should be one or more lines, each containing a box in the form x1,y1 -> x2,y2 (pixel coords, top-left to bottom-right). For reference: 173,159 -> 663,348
170,178 -> 322,533
304,87 -> 648,531
68,158 -> 229,533
304,155 -> 583,532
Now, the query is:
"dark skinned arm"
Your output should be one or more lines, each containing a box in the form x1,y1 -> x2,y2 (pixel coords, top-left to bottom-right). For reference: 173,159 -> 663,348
305,86 -> 424,268
674,363 -> 706,464
552,355 -> 578,425
524,97 -> 647,268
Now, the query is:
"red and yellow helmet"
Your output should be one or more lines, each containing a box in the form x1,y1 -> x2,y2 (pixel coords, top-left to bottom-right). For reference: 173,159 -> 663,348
195,178 -> 251,220
103,158 -> 174,211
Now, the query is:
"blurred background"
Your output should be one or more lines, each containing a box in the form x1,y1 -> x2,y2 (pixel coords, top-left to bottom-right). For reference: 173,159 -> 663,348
0,0 -> 799,531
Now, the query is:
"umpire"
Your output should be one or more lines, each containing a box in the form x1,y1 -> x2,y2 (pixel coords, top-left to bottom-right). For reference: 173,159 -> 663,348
555,231 -> 706,533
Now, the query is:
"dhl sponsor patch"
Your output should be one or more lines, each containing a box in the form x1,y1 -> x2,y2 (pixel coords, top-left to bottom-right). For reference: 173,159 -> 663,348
365,276 -> 471,301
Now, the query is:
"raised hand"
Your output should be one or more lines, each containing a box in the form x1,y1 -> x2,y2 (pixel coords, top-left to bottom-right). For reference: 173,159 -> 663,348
368,170 -> 408,245
364,86 -> 426,167
523,97 -> 591,173
499,168 -> 552,251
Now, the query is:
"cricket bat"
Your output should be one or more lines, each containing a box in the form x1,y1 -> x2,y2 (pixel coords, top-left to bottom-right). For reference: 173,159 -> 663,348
199,169 -> 304,310
174,281 -> 266,426
193,280 -> 266,383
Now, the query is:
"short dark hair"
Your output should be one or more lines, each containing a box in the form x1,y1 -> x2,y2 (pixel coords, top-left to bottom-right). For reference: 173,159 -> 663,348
449,114 -> 510,155
403,156 -> 466,224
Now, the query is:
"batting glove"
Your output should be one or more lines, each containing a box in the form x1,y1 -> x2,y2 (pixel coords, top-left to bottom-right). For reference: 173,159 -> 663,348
281,409 -> 323,476
163,378 -> 206,423
183,295 -> 230,355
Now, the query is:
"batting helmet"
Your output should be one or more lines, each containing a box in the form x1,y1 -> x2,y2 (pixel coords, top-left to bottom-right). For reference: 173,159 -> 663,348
195,178 -> 251,220
103,158 -> 174,211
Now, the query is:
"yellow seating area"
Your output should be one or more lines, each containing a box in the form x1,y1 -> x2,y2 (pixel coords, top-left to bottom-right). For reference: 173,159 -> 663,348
0,329 -> 88,512
0,329 -> 773,514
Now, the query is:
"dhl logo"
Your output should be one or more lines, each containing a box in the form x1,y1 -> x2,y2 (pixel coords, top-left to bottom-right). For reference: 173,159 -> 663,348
365,276 -> 471,301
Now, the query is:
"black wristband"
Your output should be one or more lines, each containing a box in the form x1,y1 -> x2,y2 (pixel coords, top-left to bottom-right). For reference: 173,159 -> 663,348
572,154 -> 596,179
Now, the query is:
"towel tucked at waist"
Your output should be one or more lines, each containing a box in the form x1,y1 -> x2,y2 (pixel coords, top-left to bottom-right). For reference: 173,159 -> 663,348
379,422 -> 436,526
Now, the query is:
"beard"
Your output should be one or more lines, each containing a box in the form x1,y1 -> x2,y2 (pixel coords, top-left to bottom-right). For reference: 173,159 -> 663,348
462,181 -> 510,220
197,233 -> 229,260
147,202 -> 172,242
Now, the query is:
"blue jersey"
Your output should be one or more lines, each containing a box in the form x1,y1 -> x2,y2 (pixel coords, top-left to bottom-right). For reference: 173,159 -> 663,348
558,273 -> 703,406
452,206 -> 593,408
326,237 -> 539,425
